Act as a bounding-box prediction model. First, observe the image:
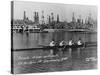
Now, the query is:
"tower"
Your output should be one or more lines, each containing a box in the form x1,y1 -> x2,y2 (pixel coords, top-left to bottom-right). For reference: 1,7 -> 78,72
41,10 -> 44,24
72,12 -> 75,23
88,13 -> 92,24
57,14 -> 59,23
34,12 -> 37,23
49,15 -> 51,24
82,19 -> 84,24
23,11 -> 26,20
34,12 -> 39,23
79,15 -> 82,23
36,12 -> 39,23
51,12 -> 54,23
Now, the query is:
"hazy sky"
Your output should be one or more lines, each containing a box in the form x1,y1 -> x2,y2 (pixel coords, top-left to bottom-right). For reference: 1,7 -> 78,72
13,1 -> 97,22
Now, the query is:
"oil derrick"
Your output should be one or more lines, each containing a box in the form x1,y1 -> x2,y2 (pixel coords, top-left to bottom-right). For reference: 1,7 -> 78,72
71,12 -> 76,28
41,10 -> 44,24
72,12 -> 76,23
87,13 -> 93,28
85,18 -> 87,24
51,12 -> 54,23
23,11 -> 29,24
34,12 -> 39,24
81,19 -> 84,24
49,15 -> 51,24
34,12 -> 37,23
57,14 -> 59,23
79,15 -> 82,23
23,11 -> 26,20
87,13 -> 92,24
36,12 -> 39,23
47,15 -> 50,24
51,12 -> 55,29
77,15 -> 81,23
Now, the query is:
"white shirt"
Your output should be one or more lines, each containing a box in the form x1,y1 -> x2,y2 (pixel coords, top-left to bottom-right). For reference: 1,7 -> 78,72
50,41 -> 55,47
59,41 -> 65,46
69,40 -> 73,46
59,41 -> 63,46
77,40 -> 82,45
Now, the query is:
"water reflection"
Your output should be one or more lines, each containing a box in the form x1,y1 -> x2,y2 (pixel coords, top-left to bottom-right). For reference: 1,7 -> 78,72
46,46 -> 83,59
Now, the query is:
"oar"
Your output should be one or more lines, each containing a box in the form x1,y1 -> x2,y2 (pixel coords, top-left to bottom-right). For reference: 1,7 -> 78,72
83,42 -> 86,48
62,44 -> 67,51
38,45 -> 46,47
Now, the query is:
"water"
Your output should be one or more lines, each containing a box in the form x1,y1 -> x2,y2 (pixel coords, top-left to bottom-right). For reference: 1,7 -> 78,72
12,31 -> 97,74
13,32 -> 97,49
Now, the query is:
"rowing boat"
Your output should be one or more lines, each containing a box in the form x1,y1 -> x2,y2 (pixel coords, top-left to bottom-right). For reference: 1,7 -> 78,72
43,44 -> 84,49
13,42 -> 97,51
13,44 -> 84,51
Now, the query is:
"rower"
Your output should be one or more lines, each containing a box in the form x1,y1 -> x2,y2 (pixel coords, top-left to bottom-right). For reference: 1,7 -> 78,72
77,38 -> 82,45
68,39 -> 74,46
49,39 -> 55,47
59,40 -> 66,46
49,39 -> 56,55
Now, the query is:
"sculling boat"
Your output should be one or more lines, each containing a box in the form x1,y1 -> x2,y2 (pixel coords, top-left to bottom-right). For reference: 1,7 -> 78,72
13,42 -> 97,51
13,44 -> 84,51
43,44 -> 84,49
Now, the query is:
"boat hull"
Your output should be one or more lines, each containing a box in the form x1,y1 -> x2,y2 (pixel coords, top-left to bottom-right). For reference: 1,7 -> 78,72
13,44 -> 84,51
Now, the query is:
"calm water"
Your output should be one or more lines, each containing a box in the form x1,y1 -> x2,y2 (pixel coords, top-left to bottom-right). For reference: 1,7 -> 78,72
12,32 -> 97,74
13,32 -> 97,49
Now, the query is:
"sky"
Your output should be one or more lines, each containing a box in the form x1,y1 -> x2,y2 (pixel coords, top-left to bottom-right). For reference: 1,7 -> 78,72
13,1 -> 97,22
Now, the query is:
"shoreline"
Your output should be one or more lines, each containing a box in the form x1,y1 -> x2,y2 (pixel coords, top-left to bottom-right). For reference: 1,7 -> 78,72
43,29 -> 97,33
12,29 -> 97,33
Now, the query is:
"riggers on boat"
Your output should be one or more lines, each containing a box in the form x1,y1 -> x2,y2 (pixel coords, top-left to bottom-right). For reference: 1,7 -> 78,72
13,42 -> 97,51
43,43 -> 84,49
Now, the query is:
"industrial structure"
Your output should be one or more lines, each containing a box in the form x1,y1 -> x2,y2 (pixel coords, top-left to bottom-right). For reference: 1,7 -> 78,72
12,11 -> 97,33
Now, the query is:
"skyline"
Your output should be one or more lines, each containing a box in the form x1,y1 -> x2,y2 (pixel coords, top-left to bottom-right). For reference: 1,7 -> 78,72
13,1 -> 97,22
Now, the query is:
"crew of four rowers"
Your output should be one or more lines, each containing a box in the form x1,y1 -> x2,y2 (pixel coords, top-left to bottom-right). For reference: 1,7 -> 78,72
50,39 -> 82,47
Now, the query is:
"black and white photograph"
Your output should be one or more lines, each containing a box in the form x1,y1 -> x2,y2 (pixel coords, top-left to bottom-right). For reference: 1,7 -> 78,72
11,1 -> 97,74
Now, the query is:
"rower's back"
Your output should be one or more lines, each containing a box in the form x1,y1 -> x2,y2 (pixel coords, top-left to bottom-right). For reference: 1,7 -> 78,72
68,40 -> 73,46
59,41 -> 64,46
50,41 -> 55,47
59,41 -> 66,46
77,40 -> 82,45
